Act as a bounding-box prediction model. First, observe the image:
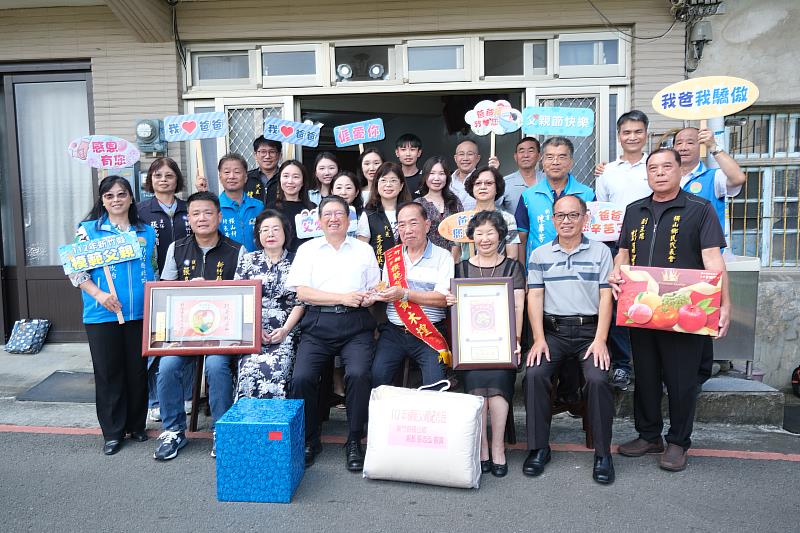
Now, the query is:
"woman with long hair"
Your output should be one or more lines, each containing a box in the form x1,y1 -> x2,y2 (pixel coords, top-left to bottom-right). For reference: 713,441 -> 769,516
308,152 -> 339,205
267,159 -> 317,253
357,161 -> 411,269
68,175 -> 158,455
357,148 -> 384,204
414,156 -> 463,256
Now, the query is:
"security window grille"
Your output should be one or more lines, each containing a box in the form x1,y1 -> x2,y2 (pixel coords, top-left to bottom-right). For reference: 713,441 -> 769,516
226,105 -> 284,170
537,96 -> 598,188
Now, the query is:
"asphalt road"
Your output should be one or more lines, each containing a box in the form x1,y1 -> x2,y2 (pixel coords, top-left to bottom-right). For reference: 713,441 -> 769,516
1,431 -> 796,533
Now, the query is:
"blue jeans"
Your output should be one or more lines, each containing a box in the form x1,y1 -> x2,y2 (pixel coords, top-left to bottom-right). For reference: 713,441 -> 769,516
371,323 -> 446,387
157,355 -> 234,431
147,357 -> 195,408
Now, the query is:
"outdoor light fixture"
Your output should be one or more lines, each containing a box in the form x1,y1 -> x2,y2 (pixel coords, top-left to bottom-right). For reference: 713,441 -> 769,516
368,63 -> 385,79
336,63 -> 353,80
134,118 -> 166,154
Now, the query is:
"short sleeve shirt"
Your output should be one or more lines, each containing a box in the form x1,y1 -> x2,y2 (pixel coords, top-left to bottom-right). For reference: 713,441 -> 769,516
595,155 -> 652,211
286,236 -> 380,293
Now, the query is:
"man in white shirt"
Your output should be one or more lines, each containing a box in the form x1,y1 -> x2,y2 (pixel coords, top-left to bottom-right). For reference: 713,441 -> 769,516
450,138 -> 500,211
286,196 -> 380,472
370,202 -> 454,388
594,110 -> 651,390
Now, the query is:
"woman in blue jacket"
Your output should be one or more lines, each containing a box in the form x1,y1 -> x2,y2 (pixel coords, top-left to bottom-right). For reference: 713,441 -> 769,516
69,175 -> 158,455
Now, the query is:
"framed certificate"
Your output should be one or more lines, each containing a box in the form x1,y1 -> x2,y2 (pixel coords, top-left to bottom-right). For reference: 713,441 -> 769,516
449,277 -> 516,370
142,280 -> 262,356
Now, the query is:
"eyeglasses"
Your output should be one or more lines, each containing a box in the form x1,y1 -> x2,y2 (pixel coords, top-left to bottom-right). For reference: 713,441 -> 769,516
377,178 -> 401,185
543,154 -> 571,163
102,191 -> 130,201
321,210 -> 347,219
552,212 -> 583,222
256,149 -> 279,157
455,151 -> 477,158
473,180 -> 495,188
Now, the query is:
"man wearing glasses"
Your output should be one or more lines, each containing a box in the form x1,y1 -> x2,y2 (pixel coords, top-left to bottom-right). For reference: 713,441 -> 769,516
524,194 -> 615,484
245,136 -> 283,205
287,196 -> 380,472
450,139 -> 500,211
515,136 -> 595,268
496,137 -> 545,214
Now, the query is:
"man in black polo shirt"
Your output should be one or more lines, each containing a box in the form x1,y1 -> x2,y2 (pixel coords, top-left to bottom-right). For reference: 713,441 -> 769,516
152,191 -> 245,461
245,136 -> 282,205
609,148 -> 730,472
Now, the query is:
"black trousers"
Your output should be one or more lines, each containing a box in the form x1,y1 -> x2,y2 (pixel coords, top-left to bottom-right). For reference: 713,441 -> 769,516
629,328 -> 713,449
524,323 -> 614,456
290,308 -> 375,444
85,320 -> 147,441
371,322 -> 447,388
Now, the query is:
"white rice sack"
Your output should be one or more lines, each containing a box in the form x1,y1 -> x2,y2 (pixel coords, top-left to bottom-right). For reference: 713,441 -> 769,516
363,384 -> 484,489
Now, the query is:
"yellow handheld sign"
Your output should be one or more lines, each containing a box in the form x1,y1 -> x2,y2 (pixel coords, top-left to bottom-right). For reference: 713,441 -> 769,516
651,76 -> 759,121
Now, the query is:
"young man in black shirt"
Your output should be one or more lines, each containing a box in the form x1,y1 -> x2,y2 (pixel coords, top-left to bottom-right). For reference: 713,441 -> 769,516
608,148 -> 730,472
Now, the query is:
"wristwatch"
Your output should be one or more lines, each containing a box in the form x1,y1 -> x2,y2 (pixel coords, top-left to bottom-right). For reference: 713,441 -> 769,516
401,289 -> 409,303
710,146 -> 724,156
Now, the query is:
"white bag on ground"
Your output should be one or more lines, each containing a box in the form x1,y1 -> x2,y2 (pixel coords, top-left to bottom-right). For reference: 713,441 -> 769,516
363,382 -> 484,489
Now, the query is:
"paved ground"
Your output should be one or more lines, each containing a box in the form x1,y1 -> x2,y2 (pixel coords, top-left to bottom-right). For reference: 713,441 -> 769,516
1,344 -> 798,532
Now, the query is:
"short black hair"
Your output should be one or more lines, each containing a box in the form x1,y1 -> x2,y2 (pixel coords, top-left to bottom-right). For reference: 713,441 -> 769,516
552,194 -> 587,214
397,201 -> 427,220
465,166 -> 505,200
541,136 -> 575,157
253,208 -> 292,251
144,157 -> 185,194
217,153 -> 248,172
253,136 -> 282,153
319,195 -> 349,215
466,210 -> 508,242
516,136 -> 541,151
187,191 -> 221,212
646,147 -> 682,167
617,110 -> 649,131
395,133 -> 422,149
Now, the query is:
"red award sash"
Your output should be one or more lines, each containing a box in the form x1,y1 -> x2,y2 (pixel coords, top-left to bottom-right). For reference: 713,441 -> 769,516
383,244 -> 452,366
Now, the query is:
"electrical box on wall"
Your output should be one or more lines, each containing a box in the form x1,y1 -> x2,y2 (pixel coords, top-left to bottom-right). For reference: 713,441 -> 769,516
135,119 -> 167,155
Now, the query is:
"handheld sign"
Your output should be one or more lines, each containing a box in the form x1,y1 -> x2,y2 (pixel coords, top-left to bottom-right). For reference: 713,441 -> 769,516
59,232 -> 143,324
163,112 -> 228,142
437,210 -> 477,243
464,100 -> 522,157
67,135 -> 140,170
263,117 -> 321,148
333,118 -> 385,149
582,201 -> 624,242
522,106 -> 595,137
651,76 -> 759,120
295,207 -> 358,239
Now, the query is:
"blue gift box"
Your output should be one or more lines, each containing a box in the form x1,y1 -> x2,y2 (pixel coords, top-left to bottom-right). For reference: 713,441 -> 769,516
216,397 -> 305,503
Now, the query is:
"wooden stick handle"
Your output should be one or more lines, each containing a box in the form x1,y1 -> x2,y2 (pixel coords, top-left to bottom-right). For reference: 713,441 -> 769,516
359,143 -> 364,154
103,265 -> 125,324
699,119 -> 707,158
490,131 -> 496,159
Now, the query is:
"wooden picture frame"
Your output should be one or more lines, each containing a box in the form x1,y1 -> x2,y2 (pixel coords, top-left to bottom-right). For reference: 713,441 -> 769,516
449,277 -> 516,370
142,280 -> 262,356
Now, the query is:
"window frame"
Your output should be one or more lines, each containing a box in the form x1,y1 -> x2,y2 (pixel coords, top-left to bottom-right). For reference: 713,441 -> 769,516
189,50 -> 259,89
479,37 -> 553,81
261,43 -> 328,88
329,40 -> 403,87
555,32 -> 627,78
404,38 -> 472,83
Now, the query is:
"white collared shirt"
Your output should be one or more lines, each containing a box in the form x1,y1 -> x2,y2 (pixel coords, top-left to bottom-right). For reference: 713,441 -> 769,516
680,161 -> 742,198
286,235 -> 379,293
595,154 -> 652,210
382,240 -> 454,326
450,169 -> 476,211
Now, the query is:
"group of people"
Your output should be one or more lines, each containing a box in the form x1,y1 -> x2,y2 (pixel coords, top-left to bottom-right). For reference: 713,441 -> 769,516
71,109 -> 740,486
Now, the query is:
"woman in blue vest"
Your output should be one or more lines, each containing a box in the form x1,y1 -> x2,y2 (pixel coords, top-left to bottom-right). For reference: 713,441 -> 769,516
68,175 -> 158,456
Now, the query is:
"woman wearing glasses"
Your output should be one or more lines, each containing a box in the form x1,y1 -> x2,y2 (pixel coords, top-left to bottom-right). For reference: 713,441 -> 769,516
68,176 -> 158,455
357,162 -> 412,269
461,166 -> 520,261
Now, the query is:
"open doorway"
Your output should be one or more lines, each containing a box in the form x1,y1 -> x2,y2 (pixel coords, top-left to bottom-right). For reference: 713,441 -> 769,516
298,91 -> 523,182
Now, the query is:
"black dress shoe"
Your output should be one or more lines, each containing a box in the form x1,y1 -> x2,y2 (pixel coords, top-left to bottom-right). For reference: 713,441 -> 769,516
522,447 -> 551,477
304,441 -> 322,468
344,440 -> 365,472
491,462 -> 508,478
593,455 -> 615,485
129,431 -> 148,442
480,460 -> 492,473
103,439 -> 122,456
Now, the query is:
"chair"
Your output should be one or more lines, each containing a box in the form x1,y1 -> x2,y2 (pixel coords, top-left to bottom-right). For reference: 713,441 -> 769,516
549,362 -> 593,449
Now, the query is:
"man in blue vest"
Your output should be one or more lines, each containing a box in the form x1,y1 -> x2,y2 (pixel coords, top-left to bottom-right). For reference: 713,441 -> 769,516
515,136 -> 595,267
674,127 -> 746,234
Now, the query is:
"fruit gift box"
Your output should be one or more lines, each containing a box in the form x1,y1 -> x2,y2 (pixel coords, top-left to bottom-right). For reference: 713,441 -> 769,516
616,265 -> 722,336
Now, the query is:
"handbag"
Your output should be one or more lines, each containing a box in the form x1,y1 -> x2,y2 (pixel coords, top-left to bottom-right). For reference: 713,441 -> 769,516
4,319 -> 51,354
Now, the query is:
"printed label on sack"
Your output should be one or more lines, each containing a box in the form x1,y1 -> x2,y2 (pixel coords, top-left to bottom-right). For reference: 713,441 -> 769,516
387,408 -> 448,449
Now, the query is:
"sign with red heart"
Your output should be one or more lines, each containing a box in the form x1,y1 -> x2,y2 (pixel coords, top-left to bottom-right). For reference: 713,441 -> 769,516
263,117 -> 321,148
163,112 -> 227,142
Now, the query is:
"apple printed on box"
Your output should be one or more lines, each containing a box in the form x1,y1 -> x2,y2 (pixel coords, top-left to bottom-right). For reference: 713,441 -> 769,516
616,265 -> 722,336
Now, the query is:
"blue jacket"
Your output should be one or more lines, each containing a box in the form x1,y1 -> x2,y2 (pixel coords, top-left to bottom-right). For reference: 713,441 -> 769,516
219,191 -> 264,252
515,174 -> 595,263
682,161 -> 725,232
79,218 -> 157,324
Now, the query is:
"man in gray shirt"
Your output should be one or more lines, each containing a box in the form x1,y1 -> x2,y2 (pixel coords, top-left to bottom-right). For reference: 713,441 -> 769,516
496,136 -> 545,214
523,194 -> 615,484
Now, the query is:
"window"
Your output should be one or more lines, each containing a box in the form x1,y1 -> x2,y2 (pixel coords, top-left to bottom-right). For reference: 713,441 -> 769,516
406,39 -> 470,83
191,51 -> 258,87
261,44 -> 325,87
482,39 -> 548,79
333,45 -> 396,82
557,32 -> 626,77
728,111 -> 800,266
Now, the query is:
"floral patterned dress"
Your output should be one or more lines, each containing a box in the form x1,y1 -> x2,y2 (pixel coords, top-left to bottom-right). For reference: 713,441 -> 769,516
234,249 -> 301,399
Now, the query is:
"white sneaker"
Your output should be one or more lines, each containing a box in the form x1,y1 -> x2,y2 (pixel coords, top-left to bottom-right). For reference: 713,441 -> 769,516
211,430 -> 216,458
148,407 -> 161,422
184,400 -> 192,414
